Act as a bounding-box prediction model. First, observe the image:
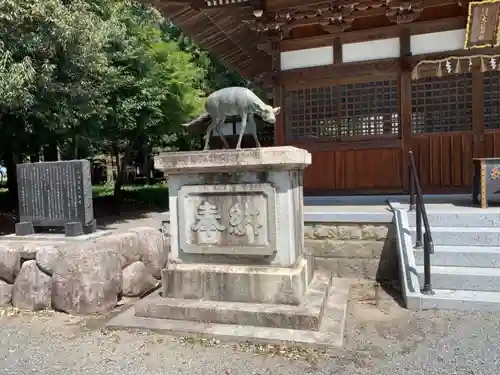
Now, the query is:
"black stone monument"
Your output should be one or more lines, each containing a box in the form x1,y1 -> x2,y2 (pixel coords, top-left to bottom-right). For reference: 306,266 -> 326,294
16,160 -> 96,237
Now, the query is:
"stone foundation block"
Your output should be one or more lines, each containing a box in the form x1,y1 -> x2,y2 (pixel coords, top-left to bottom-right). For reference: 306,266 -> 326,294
162,258 -> 310,305
138,272 -> 331,331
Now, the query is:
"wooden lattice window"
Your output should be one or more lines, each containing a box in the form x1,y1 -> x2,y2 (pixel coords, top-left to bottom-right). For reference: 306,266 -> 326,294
338,80 -> 399,137
284,79 -> 399,140
484,71 -> 500,130
411,73 -> 473,133
284,86 -> 338,140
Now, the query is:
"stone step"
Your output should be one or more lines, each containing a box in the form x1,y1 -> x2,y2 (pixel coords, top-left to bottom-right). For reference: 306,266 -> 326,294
410,226 -> 500,246
416,265 -> 500,292
408,211 -> 500,228
414,246 -> 500,268
135,296 -> 327,331
136,271 -> 335,331
421,289 -> 500,312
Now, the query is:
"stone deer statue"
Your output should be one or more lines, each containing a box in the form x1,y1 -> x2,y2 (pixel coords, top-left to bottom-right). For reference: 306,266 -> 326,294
182,87 -> 281,150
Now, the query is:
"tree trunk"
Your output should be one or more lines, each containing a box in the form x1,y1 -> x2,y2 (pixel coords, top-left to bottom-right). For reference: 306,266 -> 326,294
114,152 -> 131,199
141,142 -> 151,185
106,154 -> 114,184
4,151 -> 19,214
43,142 -> 58,161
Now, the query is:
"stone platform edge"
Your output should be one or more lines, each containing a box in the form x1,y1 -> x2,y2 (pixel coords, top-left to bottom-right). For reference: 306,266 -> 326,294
106,275 -> 351,349
154,146 -> 311,173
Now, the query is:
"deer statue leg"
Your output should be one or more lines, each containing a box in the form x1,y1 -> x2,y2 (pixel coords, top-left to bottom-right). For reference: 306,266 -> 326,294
236,112 -> 248,150
214,116 -> 230,148
203,118 -> 219,150
248,114 -> 261,148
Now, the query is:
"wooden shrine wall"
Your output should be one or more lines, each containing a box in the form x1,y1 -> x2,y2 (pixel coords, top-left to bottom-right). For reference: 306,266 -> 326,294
277,50 -> 500,195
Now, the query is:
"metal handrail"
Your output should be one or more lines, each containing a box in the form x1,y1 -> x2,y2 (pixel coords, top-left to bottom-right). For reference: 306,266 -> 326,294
408,151 -> 434,295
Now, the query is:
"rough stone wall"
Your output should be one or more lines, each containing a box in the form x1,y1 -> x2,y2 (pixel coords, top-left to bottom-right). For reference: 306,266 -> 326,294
305,222 -> 398,281
0,227 -> 167,314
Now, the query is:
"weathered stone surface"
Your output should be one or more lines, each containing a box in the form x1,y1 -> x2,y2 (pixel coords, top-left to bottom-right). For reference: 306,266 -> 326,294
304,225 -> 315,239
337,225 -> 362,240
306,239 -> 381,259
304,222 -> 397,281
35,245 -> 63,276
122,261 -> 158,297
305,223 -> 393,241
129,227 -> 167,279
51,244 -> 122,314
98,232 -> 142,269
304,224 -> 337,240
12,260 -> 51,310
314,257 -> 397,281
0,245 -> 21,283
361,225 -> 389,241
0,280 -> 12,306
163,259 -> 309,305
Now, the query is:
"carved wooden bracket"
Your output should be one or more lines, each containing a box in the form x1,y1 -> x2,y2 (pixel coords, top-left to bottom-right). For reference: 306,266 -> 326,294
245,0 -> 428,42
312,5 -> 357,34
386,0 -> 424,24
246,3 -> 358,40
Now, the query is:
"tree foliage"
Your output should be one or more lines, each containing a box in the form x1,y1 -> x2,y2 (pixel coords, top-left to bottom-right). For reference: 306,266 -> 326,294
0,0 -> 234,202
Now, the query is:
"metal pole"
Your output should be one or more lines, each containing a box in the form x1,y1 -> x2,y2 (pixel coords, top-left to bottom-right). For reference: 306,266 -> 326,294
415,194 -> 422,248
409,153 -> 415,211
422,232 -> 434,295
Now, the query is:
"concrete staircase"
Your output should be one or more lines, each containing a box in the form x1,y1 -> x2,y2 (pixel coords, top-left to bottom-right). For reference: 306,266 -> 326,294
392,203 -> 500,311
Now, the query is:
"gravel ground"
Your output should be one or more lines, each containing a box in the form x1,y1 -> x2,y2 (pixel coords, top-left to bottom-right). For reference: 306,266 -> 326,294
1,282 -> 499,375
1,215 -> 498,374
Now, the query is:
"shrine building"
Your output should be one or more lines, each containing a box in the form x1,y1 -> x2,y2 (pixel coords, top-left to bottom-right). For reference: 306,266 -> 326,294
156,0 -> 500,196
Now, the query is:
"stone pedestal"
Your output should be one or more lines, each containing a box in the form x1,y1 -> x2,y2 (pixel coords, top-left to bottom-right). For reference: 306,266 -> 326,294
162,146 -> 311,304
107,147 -> 350,348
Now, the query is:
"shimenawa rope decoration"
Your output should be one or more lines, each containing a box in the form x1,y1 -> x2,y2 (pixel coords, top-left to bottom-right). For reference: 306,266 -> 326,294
411,54 -> 500,80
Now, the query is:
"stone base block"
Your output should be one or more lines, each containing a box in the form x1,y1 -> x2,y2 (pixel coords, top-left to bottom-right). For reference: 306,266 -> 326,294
1,230 -> 111,243
107,274 -> 351,349
163,258 -> 310,305
15,222 -> 34,236
64,222 -> 83,237
137,271 -> 330,330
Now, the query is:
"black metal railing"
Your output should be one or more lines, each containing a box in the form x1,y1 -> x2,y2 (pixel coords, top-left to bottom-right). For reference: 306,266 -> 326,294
408,151 -> 435,295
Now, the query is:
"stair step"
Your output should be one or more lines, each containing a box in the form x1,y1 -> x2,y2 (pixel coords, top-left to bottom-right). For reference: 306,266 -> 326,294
408,211 -> 500,228
416,265 -> 500,292
410,226 -> 500,246
414,246 -> 500,268
421,289 -> 500,311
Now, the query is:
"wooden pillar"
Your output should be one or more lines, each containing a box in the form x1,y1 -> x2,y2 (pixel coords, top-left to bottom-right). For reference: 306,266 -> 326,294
472,66 -> 485,158
400,28 -> 412,192
272,42 -> 284,146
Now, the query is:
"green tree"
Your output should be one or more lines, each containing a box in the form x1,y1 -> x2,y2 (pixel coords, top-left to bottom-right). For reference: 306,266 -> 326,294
0,0 -> 206,203
95,0 -> 204,195
0,0 -> 113,202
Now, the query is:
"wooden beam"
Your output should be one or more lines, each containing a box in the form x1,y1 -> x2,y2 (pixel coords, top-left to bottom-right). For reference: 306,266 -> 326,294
279,58 -> 400,88
280,16 -> 466,51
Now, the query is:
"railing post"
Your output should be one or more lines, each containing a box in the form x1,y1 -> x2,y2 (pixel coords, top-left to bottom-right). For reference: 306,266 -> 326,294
415,194 -> 422,248
422,231 -> 434,295
409,154 -> 415,211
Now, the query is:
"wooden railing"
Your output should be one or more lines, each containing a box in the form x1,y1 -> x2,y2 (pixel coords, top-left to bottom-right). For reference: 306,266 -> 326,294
408,151 -> 435,295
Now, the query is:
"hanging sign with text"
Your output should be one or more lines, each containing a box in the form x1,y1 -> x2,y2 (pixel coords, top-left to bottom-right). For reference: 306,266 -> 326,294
465,0 -> 500,49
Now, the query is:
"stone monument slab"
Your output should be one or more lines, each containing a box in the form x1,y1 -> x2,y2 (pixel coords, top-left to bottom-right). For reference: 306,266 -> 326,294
16,160 -> 96,236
